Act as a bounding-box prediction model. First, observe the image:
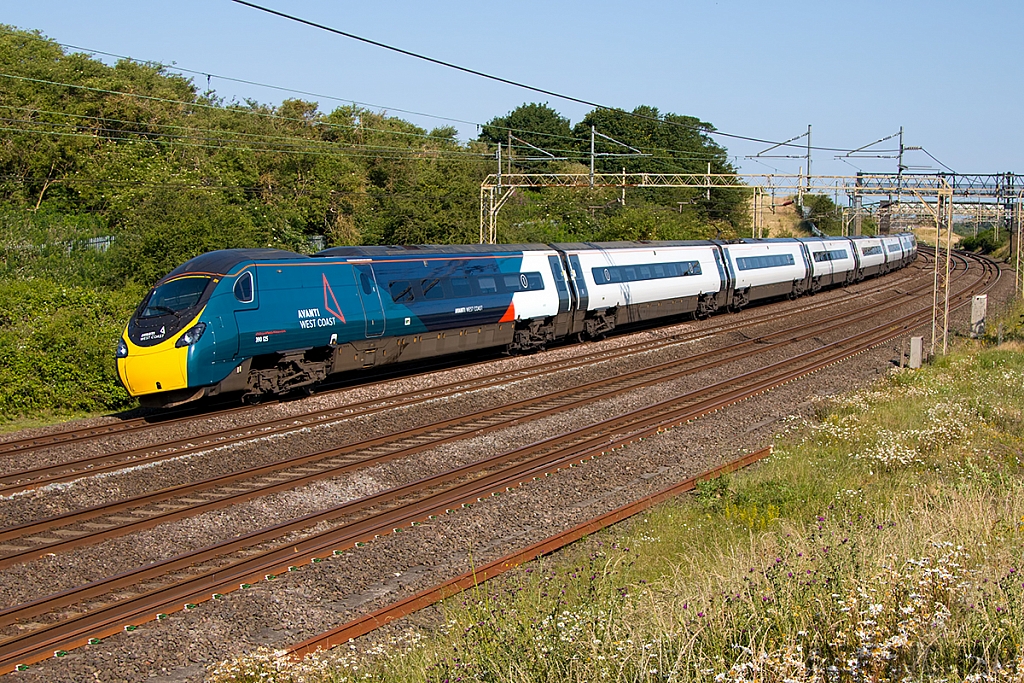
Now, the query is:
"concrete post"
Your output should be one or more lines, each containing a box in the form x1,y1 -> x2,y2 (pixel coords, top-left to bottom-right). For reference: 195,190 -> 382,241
909,336 -> 924,369
970,294 -> 987,338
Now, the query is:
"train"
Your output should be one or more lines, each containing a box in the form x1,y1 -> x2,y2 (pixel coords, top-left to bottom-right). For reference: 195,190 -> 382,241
116,233 -> 917,408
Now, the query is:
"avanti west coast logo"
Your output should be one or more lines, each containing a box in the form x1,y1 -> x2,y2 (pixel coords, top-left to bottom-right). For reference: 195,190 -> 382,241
297,274 -> 347,329
140,326 -> 166,342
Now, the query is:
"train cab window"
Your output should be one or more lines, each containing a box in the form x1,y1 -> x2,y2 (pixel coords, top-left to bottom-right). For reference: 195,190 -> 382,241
141,276 -> 211,318
232,271 -> 254,303
389,280 -> 414,303
450,277 -> 471,298
477,276 -> 498,294
421,278 -> 445,300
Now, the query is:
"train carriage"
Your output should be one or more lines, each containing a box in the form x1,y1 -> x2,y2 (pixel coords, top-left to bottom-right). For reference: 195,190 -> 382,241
314,243 -> 569,357
848,236 -> 887,279
799,237 -> 858,290
898,233 -> 918,265
553,241 -> 726,337
721,239 -> 809,306
880,235 -> 905,271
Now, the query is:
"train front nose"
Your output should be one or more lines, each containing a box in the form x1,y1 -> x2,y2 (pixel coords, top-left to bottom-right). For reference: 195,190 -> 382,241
116,334 -> 190,397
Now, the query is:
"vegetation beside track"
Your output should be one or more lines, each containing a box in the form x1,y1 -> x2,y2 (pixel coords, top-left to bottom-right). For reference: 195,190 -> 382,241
210,300 -> 1024,682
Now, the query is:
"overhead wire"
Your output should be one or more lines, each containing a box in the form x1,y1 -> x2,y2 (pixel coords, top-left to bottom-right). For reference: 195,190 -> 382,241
0,72 -> 467,147
229,0 -> 902,156
51,40 -> 490,134
919,148 -> 956,174
1,27 -> 833,186
0,27 -> 748,164
0,109 -> 493,160
0,117 -> 730,169
5,25 -> 734,157
0,69 -> 732,166
0,173 -> 469,200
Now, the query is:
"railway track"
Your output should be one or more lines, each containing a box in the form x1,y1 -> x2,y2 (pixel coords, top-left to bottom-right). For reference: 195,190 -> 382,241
0,250 -> 991,675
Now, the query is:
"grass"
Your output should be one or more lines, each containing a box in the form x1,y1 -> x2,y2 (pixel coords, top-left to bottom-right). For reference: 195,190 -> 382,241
0,410 -> 113,435
209,300 -> 1024,683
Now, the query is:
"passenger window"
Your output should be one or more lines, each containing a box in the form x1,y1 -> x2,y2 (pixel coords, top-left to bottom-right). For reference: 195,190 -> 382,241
389,280 -> 414,303
450,277 -> 471,297
477,276 -> 498,294
503,274 -> 522,291
421,278 -> 445,300
233,271 -> 254,303
525,273 -> 543,290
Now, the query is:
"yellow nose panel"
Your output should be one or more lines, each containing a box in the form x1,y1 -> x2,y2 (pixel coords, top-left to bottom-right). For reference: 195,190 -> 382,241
118,346 -> 188,396
117,321 -> 194,397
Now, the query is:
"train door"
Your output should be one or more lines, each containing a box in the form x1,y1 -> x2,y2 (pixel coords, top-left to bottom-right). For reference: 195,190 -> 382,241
566,254 -> 590,334
711,245 -> 732,306
547,255 -> 571,314
352,263 -> 386,338
230,266 -> 260,359
847,237 -> 863,280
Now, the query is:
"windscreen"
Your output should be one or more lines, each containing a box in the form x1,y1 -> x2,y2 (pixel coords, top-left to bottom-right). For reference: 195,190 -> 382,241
140,276 -> 212,319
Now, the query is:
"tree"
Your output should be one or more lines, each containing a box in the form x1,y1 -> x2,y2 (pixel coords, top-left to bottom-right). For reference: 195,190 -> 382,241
571,106 -> 744,225
799,195 -> 842,235
478,103 -> 572,163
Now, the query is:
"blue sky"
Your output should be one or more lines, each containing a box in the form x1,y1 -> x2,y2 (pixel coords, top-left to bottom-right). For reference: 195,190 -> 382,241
4,1 -> 1021,177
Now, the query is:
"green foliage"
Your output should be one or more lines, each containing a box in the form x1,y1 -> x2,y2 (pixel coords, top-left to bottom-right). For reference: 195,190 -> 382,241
958,228 -> 1007,254
0,278 -> 141,417
798,194 -> 842,235
479,102 -> 572,156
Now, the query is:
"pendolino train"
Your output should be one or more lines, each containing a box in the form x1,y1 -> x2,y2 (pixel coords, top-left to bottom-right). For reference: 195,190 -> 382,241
116,233 -> 917,408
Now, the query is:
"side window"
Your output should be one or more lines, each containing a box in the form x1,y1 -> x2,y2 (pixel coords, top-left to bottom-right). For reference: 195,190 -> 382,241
450,277 -> 471,298
503,273 -> 523,291
421,278 -> 445,300
233,271 -> 254,303
389,280 -> 414,303
477,276 -> 498,294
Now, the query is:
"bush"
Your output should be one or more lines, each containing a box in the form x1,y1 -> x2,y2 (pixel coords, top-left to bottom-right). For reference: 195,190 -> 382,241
0,278 -> 142,419
959,228 -> 1006,254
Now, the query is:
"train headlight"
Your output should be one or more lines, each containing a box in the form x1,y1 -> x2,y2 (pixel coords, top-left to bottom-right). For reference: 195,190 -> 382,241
175,322 -> 207,348
116,338 -> 128,358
